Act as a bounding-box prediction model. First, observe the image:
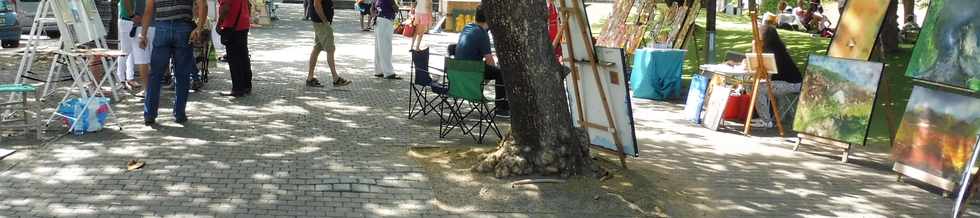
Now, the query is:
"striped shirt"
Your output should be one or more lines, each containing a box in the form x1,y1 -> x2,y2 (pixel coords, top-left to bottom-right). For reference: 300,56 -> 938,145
155,0 -> 194,21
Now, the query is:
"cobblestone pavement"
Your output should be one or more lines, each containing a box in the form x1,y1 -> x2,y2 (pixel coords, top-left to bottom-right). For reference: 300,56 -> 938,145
2,3 -> 978,218
0,5 -> 538,218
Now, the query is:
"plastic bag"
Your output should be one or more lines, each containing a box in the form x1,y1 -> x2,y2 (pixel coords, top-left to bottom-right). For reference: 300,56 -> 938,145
57,97 -> 110,135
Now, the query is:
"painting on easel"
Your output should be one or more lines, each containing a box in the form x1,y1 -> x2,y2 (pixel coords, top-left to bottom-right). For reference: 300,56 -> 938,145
49,0 -> 107,46
793,55 -> 884,145
826,0 -> 889,60
893,86 -> 980,183
905,0 -> 980,92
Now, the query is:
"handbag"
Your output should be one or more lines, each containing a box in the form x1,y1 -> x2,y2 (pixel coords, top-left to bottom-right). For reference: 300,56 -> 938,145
394,24 -> 405,34
402,24 -> 415,37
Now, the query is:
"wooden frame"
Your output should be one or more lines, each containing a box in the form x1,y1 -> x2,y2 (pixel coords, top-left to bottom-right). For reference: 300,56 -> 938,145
794,133 -> 853,163
554,0 -> 630,168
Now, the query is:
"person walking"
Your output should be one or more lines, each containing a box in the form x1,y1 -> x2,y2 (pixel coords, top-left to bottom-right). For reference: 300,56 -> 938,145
140,0 -> 207,125
306,0 -> 352,87
410,0 -> 431,50
117,0 -> 152,95
217,0 -> 253,97
373,0 -> 399,79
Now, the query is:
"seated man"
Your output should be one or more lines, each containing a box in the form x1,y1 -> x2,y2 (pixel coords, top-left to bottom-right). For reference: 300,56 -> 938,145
454,6 -> 510,118
754,23 -> 803,128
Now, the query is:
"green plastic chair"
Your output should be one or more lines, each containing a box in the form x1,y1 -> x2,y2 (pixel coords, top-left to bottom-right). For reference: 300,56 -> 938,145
0,84 -> 43,141
441,58 -> 501,144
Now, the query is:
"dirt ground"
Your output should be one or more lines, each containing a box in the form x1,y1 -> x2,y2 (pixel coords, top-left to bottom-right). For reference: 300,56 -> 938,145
409,145 -> 711,217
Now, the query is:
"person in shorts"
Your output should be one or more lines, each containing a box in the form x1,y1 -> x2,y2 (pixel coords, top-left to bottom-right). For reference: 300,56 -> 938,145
306,0 -> 351,87
410,0 -> 431,50
117,0 -> 154,96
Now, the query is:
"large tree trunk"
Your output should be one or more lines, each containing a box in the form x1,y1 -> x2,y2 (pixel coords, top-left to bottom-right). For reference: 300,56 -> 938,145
474,0 -> 595,178
879,0 -> 900,52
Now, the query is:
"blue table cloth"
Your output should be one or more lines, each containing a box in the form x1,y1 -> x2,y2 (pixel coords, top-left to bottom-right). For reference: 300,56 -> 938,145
630,49 -> 686,100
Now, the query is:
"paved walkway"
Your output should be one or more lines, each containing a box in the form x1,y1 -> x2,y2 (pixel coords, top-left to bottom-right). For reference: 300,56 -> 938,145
0,5 -> 491,218
1,3 -> 976,218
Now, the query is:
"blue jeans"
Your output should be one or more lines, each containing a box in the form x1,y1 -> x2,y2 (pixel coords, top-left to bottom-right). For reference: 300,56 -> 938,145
145,20 -> 196,121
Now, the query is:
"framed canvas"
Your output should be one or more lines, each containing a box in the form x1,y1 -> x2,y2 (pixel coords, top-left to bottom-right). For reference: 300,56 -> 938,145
893,86 -> 980,184
744,53 -> 777,75
904,0 -> 980,92
826,0 -> 890,60
566,47 -> 639,157
793,55 -> 884,145
702,85 -> 731,131
50,0 -> 107,47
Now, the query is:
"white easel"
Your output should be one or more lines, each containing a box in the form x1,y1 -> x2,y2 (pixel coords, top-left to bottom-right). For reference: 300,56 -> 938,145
12,0 -> 123,133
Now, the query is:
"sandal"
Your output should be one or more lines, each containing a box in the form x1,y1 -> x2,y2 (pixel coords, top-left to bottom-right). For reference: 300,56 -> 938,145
333,77 -> 352,87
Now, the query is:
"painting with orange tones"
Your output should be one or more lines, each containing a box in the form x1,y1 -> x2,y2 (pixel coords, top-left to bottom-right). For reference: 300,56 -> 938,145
826,0 -> 890,60
892,86 -> 980,182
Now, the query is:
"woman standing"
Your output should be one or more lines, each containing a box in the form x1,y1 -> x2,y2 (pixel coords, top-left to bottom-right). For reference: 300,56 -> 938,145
410,0 -> 432,50
373,0 -> 399,79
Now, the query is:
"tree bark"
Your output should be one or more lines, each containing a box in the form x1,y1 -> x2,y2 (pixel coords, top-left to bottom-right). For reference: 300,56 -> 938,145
474,0 -> 595,178
879,0 -> 900,52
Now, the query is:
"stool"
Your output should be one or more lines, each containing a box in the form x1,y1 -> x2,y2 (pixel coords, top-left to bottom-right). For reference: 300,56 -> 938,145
0,84 -> 43,140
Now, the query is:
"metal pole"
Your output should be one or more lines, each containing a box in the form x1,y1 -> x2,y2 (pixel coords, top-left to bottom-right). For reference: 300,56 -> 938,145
706,0 -> 717,64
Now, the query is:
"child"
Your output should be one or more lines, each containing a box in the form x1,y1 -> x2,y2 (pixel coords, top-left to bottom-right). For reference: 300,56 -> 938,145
411,0 -> 432,50
356,0 -> 375,31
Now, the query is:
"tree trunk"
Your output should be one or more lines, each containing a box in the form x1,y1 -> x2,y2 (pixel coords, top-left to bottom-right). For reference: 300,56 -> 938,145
474,0 -> 595,178
879,0 -> 900,52
901,0 -> 915,23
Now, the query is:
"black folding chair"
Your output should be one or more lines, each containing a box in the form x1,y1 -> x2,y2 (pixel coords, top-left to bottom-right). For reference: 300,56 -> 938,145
408,48 -> 449,120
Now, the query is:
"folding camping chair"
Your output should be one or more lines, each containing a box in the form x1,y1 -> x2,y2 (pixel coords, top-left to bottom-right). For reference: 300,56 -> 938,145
440,58 -> 502,144
408,48 -> 449,120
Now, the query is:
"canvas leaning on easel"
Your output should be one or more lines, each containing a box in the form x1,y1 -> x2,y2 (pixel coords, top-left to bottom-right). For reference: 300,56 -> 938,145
12,0 -> 121,134
554,0 -> 639,168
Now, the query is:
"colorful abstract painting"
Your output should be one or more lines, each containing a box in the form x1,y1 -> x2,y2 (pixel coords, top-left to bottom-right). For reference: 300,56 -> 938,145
905,0 -> 980,92
826,0 -> 890,60
892,86 -> 980,182
794,55 -> 884,145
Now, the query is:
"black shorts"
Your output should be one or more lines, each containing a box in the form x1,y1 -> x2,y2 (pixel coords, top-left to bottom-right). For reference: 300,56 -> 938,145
358,3 -> 372,15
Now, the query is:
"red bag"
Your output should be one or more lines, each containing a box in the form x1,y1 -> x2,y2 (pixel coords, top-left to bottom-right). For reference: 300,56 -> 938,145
722,94 -> 752,121
402,24 -> 415,37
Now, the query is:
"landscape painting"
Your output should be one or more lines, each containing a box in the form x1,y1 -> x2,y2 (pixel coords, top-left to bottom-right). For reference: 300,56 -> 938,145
826,0 -> 889,60
892,86 -> 980,182
905,0 -> 980,92
793,55 -> 884,145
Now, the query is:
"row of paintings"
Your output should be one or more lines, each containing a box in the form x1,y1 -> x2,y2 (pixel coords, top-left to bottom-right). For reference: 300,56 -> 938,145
791,55 -> 980,188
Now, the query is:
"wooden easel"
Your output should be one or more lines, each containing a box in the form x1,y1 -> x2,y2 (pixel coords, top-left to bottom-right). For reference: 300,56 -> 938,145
554,0 -> 629,168
743,10 -> 785,137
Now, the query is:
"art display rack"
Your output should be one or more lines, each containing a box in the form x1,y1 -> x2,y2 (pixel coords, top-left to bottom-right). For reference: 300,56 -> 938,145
554,0 -> 629,168
595,0 -> 700,57
10,0 -> 122,134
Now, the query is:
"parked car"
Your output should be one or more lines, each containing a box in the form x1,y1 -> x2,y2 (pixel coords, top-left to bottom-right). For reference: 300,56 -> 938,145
17,0 -> 59,39
0,0 -> 20,48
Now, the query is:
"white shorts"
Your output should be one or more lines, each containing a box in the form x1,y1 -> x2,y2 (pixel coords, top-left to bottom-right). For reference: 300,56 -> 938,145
132,26 -> 155,65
